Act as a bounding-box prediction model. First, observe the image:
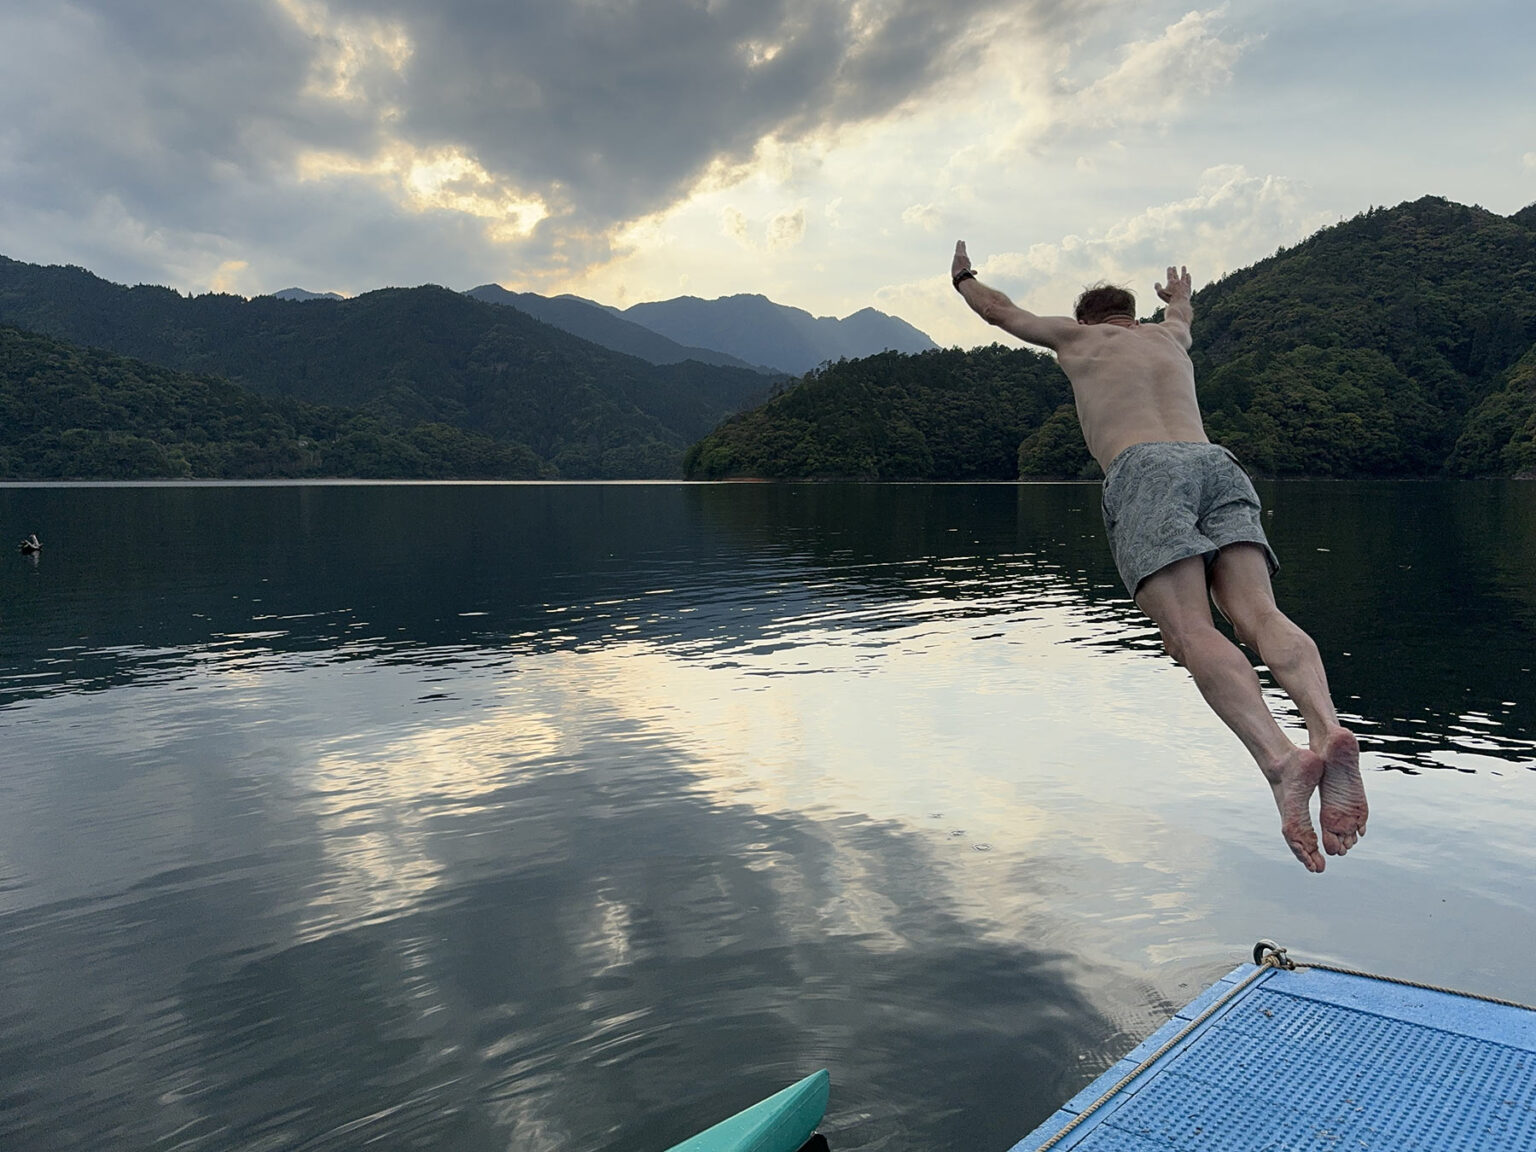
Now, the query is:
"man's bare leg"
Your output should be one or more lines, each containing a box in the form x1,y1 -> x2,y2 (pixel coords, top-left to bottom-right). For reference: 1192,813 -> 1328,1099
1135,556 -> 1327,872
1209,544 -> 1368,855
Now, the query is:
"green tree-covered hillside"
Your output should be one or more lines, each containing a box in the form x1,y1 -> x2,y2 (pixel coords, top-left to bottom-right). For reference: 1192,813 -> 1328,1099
1447,344 -> 1536,477
0,325 -> 543,480
688,196 -> 1536,479
1191,196 -> 1536,475
684,346 -> 1071,479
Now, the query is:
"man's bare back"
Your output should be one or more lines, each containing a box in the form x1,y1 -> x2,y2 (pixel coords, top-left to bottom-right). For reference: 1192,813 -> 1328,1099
951,241 -> 1369,873
951,243 -> 1206,468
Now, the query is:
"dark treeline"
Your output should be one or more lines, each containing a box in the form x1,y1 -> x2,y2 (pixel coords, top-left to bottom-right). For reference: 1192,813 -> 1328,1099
0,259 -> 771,478
688,196 -> 1536,480
683,345 -> 1072,480
0,326 -> 543,480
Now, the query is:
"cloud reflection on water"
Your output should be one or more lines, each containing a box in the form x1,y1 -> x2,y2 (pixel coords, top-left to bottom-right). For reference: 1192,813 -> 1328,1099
2,481 -> 1536,1150
0,643 -> 1133,1150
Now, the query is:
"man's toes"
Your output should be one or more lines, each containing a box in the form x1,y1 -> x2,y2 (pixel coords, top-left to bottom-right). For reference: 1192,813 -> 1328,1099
1322,828 -> 1346,856
1321,805 -> 1366,849
1285,827 -> 1325,872
1294,843 -> 1325,873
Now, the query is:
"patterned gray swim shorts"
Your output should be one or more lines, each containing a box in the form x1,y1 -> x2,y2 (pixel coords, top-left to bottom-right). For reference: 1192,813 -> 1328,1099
1100,440 -> 1278,597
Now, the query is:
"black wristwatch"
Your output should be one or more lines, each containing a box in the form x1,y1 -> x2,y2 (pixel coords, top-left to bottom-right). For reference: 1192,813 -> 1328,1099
953,268 -> 978,289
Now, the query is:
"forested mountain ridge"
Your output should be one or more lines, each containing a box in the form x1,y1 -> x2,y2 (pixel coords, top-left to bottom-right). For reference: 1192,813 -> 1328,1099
1191,196 -> 1536,476
0,325 -> 544,480
0,256 -> 770,476
687,196 -> 1536,480
684,346 -> 1071,480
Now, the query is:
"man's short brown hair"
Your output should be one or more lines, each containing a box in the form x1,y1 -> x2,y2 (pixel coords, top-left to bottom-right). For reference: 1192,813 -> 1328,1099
1074,283 -> 1136,324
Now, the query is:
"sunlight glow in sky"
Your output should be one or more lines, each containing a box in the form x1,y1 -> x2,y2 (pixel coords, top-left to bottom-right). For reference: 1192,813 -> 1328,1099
1,0 -> 1532,346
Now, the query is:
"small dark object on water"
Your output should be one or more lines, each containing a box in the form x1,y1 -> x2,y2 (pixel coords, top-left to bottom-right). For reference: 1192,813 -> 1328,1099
18,533 -> 41,554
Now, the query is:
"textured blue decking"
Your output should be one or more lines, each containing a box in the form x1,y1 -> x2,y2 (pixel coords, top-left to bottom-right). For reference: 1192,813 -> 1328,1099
1011,961 -> 1536,1151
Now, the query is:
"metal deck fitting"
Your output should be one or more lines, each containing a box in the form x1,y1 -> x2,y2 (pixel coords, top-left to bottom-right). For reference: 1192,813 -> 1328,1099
1011,946 -> 1536,1151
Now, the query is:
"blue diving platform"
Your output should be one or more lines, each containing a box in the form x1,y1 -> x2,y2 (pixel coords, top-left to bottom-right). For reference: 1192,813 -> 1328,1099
1011,945 -> 1536,1151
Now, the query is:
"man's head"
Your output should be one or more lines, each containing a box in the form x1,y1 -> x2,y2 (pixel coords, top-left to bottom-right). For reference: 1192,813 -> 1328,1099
1074,283 -> 1137,325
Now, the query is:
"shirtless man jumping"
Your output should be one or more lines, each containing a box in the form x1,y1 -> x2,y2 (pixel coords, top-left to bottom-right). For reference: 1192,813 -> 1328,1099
952,241 -> 1368,872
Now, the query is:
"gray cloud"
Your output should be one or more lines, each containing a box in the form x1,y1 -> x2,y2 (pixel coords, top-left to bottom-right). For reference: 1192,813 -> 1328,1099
0,1 -> 380,285
328,0 -> 1020,218
0,0 -> 1042,287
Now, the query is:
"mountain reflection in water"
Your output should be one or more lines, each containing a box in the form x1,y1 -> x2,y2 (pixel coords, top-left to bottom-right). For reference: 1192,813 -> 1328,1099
0,481 -> 1532,1151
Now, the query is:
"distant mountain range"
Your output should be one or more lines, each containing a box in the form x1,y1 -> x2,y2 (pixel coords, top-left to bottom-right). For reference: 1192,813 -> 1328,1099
276,282 -> 939,376
0,256 -> 776,478
623,294 -> 937,375
0,248 -> 938,479
463,284 -> 764,372
466,286 -> 937,375
270,287 -> 346,302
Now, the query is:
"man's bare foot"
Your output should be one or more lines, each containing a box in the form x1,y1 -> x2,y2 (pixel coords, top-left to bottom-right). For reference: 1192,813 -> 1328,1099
1316,727 -> 1368,856
1263,747 -> 1327,873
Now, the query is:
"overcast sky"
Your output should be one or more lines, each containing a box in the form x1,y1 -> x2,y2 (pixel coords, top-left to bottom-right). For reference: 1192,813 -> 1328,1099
1,0 -> 1532,346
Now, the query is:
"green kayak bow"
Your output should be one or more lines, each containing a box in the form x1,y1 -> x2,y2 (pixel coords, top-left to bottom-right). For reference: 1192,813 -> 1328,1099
662,1069 -> 830,1152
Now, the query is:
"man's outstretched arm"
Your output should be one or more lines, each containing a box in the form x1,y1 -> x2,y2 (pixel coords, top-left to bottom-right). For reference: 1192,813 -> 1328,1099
1155,264 -> 1193,349
952,242 -> 1079,351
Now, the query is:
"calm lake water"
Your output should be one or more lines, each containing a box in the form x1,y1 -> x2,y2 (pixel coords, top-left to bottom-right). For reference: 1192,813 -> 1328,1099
2,481 -> 1534,1151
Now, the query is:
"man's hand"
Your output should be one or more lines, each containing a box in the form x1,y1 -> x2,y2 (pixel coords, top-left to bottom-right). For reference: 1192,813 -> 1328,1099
1155,265 -> 1191,304
1154,264 -> 1194,349
952,240 -> 974,283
